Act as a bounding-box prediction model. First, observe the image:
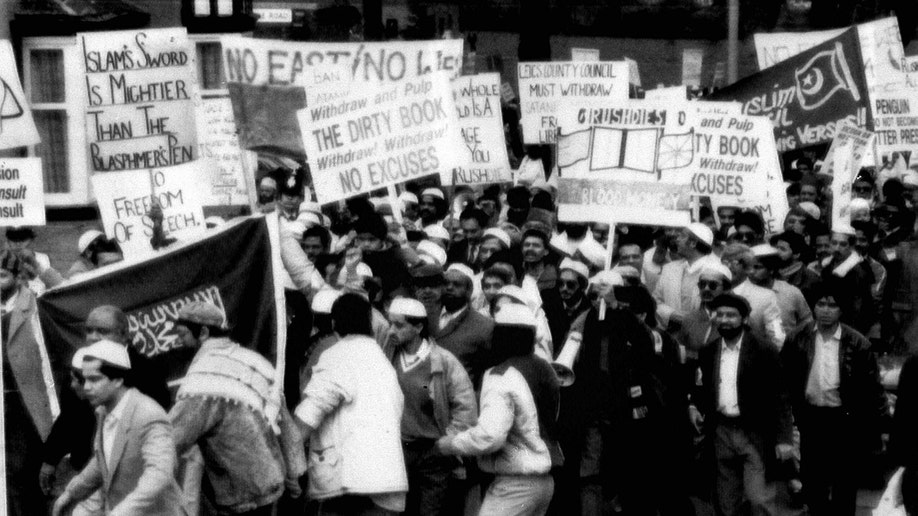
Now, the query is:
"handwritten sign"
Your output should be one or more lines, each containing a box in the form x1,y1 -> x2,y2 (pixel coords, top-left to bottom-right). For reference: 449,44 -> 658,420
220,36 -> 463,86
571,48 -> 600,61
0,158 -> 45,225
872,92 -> 918,169
92,161 -> 207,257
554,99 -> 695,223
196,98 -> 251,206
518,61 -> 629,144
450,73 -> 511,185
300,72 -> 464,203
0,41 -> 39,150
79,28 -> 199,173
823,122 -> 875,228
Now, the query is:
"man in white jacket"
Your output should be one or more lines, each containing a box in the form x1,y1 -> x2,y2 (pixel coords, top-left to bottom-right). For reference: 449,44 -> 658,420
437,304 -> 561,516
294,293 -> 408,515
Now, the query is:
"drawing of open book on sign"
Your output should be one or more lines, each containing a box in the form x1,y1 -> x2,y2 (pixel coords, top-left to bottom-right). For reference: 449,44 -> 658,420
558,127 -> 695,180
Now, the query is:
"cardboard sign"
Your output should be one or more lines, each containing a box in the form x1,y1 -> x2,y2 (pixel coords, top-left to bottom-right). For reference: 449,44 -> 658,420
227,83 -> 307,157
708,28 -> 870,153
92,161 -> 207,258
0,41 -> 40,150
644,86 -> 688,102
872,92 -> 918,169
299,72 -> 464,204
554,99 -> 695,224
196,98 -> 251,206
571,48 -> 600,61
221,36 -> 463,86
822,122 -> 875,228
0,158 -> 45,225
451,73 -> 512,185
79,29 -> 199,172
682,48 -> 703,88
518,61 -> 629,144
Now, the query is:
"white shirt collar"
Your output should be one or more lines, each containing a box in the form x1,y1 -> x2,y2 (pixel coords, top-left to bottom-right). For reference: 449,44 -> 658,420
813,323 -> 842,340
721,332 -> 744,352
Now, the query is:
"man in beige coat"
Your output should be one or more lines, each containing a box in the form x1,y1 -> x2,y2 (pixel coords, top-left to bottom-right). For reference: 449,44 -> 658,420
53,340 -> 183,516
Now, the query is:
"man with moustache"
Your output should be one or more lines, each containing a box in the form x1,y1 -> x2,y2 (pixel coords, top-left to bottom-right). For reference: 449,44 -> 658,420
436,265 -> 495,389
653,223 -> 721,331
419,188 -> 449,228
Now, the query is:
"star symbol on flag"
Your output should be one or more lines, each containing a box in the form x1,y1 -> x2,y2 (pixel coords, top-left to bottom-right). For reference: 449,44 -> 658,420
802,71 -> 816,88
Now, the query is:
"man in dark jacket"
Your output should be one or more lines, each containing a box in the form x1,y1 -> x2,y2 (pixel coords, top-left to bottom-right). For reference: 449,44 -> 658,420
695,293 -> 794,516
782,283 -> 886,516
890,353 -> 918,515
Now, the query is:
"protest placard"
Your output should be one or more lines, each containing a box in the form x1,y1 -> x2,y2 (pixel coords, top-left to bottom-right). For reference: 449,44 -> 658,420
299,71 -> 464,204
92,161 -> 207,257
554,99 -> 695,224
821,122 -> 875,227
221,36 -> 463,86
79,28 -> 200,173
708,28 -> 870,153
682,48 -> 703,88
571,48 -> 600,61
0,158 -> 45,226
450,73 -> 512,185
0,41 -> 39,150
872,92 -> 918,169
754,28 -> 846,70
644,86 -> 688,102
196,98 -> 251,206
518,61 -> 629,144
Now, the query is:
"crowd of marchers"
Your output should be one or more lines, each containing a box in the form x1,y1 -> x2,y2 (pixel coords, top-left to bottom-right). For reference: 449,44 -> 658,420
2,158 -> 918,516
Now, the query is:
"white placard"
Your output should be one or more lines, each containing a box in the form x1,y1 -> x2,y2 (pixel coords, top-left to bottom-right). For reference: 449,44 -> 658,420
823,123 -> 875,228
79,28 -> 200,172
195,98 -> 250,206
0,41 -> 40,150
571,48 -> 600,61
0,158 -> 45,226
92,161 -> 207,258
451,73 -> 512,185
518,61 -> 629,144
872,91 -> 918,169
300,72 -> 464,204
221,36 -> 463,87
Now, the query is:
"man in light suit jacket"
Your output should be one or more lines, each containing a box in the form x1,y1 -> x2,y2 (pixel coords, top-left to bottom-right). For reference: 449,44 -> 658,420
53,340 -> 182,516
722,243 -> 786,350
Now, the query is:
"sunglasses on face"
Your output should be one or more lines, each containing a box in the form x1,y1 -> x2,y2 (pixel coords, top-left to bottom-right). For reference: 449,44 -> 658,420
559,280 -> 579,289
698,280 -> 722,290
853,185 -> 872,193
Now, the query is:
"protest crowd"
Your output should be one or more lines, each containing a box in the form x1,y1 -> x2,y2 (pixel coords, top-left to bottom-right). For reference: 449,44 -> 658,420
2,14 -> 918,516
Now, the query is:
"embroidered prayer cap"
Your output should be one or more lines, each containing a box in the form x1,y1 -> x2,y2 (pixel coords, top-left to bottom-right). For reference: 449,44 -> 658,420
416,239 -> 447,266
311,289 -> 342,314
589,270 -> 624,288
421,188 -> 445,200
83,339 -> 131,370
424,224 -> 450,241
482,228 -> 511,249
686,222 -> 714,247
177,301 -> 227,329
77,229 -> 106,254
699,262 -> 733,282
71,347 -> 89,370
388,297 -> 427,319
709,293 -> 751,318
494,303 -> 536,328
446,263 -> 475,283
751,244 -> 780,258
559,258 -> 590,281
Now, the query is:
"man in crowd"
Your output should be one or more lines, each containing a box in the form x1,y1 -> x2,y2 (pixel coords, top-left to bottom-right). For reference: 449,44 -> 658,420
695,293 -> 794,516
722,243 -> 786,349
302,226 -> 331,263
448,207 -> 489,271
53,340 -> 183,516
541,257 -> 591,352
749,244 -> 813,338
770,231 -> 820,301
521,227 -> 558,291
169,301 -> 305,515
436,264 -> 495,388
419,188 -> 448,228
820,226 -> 876,335
437,304 -> 560,516
295,293 -> 408,515
384,297 -> 477,516
1,250 -> 58,516
781,283 -> 886,516
653,222 -> 721,331
677,262 -> 731,355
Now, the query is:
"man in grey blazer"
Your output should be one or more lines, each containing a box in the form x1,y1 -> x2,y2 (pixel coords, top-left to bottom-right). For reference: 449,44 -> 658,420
52,340 -> 183,516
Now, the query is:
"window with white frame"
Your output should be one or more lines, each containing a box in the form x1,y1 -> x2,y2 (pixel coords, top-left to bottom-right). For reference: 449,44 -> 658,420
22,37 -> 88,206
